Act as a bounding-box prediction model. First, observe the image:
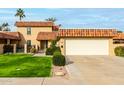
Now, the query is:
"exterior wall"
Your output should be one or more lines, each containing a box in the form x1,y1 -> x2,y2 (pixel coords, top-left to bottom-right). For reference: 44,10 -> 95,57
0,44 -> 4,54
48,41 -> 51,48
109,38 -> 115,56
58,37 -> 114,56
17,27 -> 52,47
58,38 -> 65,55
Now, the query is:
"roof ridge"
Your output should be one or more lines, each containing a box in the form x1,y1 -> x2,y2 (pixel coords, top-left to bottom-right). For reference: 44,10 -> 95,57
60,28 -> 117,30
16,21 -> 53,23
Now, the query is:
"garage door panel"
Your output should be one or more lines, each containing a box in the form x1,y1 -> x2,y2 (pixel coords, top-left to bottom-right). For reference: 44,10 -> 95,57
66,39 -> 109,55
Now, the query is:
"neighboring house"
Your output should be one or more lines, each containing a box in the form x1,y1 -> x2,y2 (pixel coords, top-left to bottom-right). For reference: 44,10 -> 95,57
0,32 -> 20,44
0,21 -> 124,56
0,32 -> 20,53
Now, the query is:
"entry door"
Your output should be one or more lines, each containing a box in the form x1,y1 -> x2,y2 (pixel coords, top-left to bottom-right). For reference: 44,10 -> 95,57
40,40 -> 48,50
66,39 -> 109,55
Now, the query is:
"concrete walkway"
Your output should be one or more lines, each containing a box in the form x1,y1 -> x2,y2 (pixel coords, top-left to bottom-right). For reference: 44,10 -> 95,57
0,77 -> 84,85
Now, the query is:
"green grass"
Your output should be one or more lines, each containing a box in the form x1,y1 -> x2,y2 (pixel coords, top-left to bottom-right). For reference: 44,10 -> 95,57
0,54 -> 52,77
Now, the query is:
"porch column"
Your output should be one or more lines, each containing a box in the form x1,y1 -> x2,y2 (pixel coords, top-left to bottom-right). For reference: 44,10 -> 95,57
0,44 -> 4,54
35,44 -> 38,50
13,44 -> 16,53
7,39 -> 10,44
24,44 -> 27,53
44,41 -> 47,51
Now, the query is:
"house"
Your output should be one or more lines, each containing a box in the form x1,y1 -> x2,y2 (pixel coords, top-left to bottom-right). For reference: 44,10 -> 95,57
0,21 -> 124,56
15,21 -> 58,51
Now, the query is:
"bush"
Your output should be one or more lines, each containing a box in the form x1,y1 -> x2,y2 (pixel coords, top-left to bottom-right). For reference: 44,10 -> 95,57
55,47 -> 61,52
53,53 -> 66,66
46,39 -> 61,55
30,48 -> 36,53
46,48 -> 53,55
53,50 -> 61,55
3,44 -> 13,53
114,46 -> 124,56
46,46 -> 61,55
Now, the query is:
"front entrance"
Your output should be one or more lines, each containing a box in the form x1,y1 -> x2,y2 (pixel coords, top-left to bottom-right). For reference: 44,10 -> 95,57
40,40 -> 48,51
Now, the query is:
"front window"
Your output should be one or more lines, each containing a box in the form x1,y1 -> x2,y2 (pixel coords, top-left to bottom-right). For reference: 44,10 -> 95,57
27,27 -> 31,35
27,40 -> 31,46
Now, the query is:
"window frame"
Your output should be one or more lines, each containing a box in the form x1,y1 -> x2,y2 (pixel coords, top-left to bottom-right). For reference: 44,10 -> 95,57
27,40 -> 31,46
27,27 -> 31,35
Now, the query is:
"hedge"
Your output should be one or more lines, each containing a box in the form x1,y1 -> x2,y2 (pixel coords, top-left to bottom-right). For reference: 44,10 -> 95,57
52,51 -> 66,66
53,55 -> 66,66
114,46 -> 124,56
3,44 -> 13,53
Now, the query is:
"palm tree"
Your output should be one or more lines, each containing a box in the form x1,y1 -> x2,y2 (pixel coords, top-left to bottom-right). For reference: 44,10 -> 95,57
45,17 -> 57,23
15,8 -> 26,21
0,26 -> 2,31
1,22 -> 10,31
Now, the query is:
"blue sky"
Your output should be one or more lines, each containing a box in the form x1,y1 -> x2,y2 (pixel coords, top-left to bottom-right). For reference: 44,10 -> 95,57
0,8 -> 124,31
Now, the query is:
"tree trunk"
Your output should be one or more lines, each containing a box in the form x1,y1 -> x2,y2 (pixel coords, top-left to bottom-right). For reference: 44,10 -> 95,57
20,17 -> 21,21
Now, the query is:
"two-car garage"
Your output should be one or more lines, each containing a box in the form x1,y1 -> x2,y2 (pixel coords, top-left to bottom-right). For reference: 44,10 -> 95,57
65,39 -> 109,55
58,29 -> 116,56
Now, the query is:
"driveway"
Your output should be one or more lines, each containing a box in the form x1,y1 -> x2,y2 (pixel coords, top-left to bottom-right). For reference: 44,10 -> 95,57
66,55 -> 124,85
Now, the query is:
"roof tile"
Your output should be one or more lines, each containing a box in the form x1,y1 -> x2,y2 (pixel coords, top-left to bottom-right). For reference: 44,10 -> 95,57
58,29 -> 117,37
37,32 -> 57,40
15,21 -> 54,27
0,32 -> 21,40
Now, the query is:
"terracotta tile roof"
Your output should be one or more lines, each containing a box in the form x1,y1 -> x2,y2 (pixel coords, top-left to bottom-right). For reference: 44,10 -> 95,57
113,33 -> 124,39
0,32 -> 21,40
37,32 -> 57,40
15,21 -> 54,27
57,29 -> 117,37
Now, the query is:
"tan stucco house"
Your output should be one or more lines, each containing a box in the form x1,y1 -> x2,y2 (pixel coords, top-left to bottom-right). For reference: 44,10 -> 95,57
0,21 -> 124,56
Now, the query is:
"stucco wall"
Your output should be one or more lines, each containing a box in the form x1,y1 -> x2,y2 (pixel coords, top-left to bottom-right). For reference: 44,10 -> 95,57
17,27 -> 52,46
58,38 -> 65,55
58,38 -> 114,56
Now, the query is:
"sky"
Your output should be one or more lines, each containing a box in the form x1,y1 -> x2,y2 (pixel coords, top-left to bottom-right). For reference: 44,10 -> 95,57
0,8 -> 124,31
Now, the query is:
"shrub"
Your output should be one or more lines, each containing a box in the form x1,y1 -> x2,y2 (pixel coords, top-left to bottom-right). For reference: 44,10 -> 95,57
46,39 -> 61,55
46,46 -> 61,55
46,48 -> 53,55
53,50 -> 61,55
114,46 -> 124,56
3,44 -> 13,53
30,48 -> 36,53
53,53 -> 66,66
55,47 -> 61,52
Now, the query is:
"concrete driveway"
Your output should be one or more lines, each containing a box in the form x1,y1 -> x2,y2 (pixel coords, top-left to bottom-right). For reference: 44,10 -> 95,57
66,55 -> 124,85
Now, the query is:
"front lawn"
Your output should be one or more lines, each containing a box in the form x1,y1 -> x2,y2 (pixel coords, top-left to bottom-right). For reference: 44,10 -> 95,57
0,54 -> 52,77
